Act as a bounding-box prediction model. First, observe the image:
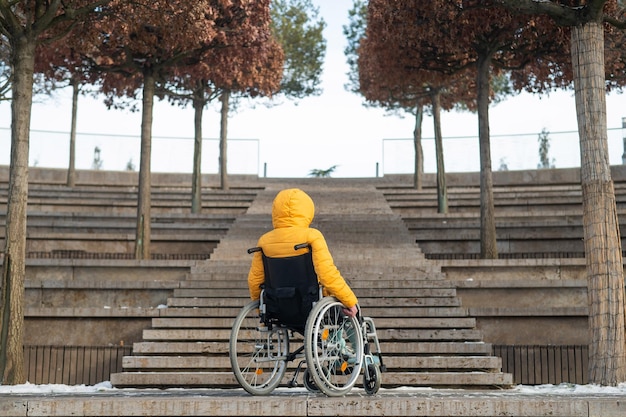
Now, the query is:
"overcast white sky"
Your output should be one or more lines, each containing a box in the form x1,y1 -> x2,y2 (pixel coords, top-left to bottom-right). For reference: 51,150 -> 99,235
0,0 -> 625,177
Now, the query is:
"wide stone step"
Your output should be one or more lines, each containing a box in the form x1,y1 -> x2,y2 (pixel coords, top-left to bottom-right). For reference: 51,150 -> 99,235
189,263 -> 443,276
129,341 -> 494,356
148,317 -> 477,330
179,278 -> 454,290
110,370 -> 512,388
121,355 -> 503,372
322,264 -> 445,274
172,287 -> 458,298
186,269 -> 447,281
183,273 -> 249,281
165,296 -> 461,308
140,328 -> 483,342
156,306 -> 471,318
379,341 -> 493,355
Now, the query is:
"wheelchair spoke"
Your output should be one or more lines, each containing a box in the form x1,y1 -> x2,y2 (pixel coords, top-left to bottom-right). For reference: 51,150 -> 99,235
305,297 -> 363,397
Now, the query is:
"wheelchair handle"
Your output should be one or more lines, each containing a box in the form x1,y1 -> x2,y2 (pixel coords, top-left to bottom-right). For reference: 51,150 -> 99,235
248,244 -> 310,254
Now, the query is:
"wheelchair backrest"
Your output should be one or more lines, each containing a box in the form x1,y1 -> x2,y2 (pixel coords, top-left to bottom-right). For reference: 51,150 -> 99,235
254,245 -> 320,332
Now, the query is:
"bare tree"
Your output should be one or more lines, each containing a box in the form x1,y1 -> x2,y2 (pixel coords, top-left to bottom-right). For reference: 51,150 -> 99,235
496,0 -> 626,386
0,0 -> 110,385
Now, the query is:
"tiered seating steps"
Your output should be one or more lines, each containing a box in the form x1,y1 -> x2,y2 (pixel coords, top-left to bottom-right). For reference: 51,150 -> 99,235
0,183 -> 259,259
381,183 -> 626,258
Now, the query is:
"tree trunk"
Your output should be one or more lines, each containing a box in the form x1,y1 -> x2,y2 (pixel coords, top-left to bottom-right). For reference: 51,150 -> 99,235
191,86 -> 203,214
134,72 -> 154,260
431,91 -> 448,214
219,90 -> 229,190
476,51 -> 498,259
66,77 -> 78,187
413,105 -> 424,190
572,21 -> 626,386
0,33 -> 34,385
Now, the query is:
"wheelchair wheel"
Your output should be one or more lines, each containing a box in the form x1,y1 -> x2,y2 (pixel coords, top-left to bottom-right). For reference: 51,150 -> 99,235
229,300 -> 289,395
304,297 -> 363,397
302,368 -> 320,393
363,363 -> 381,395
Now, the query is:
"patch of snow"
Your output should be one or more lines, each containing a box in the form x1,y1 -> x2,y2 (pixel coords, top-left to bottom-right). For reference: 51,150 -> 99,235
0,381 -> 115,394
1,381 -> 625,395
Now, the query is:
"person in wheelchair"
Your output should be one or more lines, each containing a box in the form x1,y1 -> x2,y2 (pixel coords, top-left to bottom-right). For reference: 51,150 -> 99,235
232,188 -> 383,396
247,188 -> 358,331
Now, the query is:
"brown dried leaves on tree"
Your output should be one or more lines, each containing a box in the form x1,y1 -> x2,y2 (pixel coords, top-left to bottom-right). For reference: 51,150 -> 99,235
65,0 -> 283,257
362,0 -> 572,258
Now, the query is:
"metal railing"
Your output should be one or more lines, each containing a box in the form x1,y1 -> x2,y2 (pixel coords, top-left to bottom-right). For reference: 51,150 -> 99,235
23,345 -> 132,385
493,345 -> 588,385
0,128 -> 260,175
382,126 -> 624,174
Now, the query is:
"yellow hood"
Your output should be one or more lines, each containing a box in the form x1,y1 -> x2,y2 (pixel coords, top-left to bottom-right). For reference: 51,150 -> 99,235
271,188 -> 315,228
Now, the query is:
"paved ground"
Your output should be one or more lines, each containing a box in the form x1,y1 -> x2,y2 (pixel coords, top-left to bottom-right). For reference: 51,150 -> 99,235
1,387 -> 625,417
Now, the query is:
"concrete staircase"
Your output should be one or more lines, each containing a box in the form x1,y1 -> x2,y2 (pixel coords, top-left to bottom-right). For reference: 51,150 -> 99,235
110,181 -> 513,389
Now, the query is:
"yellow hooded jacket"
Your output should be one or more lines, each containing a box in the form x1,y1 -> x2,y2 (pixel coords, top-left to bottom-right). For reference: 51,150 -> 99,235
247,188 -> 358,308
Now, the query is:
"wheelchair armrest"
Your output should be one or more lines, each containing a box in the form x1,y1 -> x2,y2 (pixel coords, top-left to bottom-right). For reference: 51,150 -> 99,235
294,243 -> 311,251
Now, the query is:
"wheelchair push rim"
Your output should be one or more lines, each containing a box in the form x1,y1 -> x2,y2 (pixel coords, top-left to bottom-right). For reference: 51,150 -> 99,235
304,297 -> 364,397
229,300 -> 289,395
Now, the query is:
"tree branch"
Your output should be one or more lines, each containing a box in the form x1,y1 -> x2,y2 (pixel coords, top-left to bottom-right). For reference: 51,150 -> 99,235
495,0 -> 585,26
498,0 -> 626,29
34,0 -> 112,35
604,14 -> 626,29
0,0 -> 23,35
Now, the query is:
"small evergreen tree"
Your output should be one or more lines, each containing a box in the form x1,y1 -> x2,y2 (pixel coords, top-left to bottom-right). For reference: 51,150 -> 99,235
309,165 -> 337,177
537,128 -> 555,169
92,146 -> 103,170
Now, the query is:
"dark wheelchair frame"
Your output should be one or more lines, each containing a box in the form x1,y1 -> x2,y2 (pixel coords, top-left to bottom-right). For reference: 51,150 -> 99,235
229,243 -> 385,396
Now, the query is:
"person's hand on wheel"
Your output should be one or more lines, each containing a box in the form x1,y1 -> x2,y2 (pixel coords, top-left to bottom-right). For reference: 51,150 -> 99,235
343,305 -> 358,317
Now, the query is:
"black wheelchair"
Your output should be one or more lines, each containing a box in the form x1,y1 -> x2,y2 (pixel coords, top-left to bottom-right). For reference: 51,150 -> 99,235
229,243 -> 384,397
